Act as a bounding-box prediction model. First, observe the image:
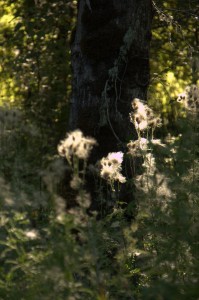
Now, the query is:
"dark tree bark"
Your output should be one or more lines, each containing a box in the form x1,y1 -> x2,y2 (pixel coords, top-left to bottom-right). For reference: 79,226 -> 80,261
70,0 -> 153,157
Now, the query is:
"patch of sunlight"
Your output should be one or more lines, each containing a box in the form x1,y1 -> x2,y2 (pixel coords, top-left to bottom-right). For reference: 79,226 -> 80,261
0,14 -> 13,25
166,71 -> 188,96
0,3 -> 19,106
0,79 -> 15,105
149,68 -> 192,114
166,71 -> 175,84
0,9 -> 17,30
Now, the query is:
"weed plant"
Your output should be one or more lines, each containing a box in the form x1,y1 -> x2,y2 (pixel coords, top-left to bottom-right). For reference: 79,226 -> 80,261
0,85 -> 198,299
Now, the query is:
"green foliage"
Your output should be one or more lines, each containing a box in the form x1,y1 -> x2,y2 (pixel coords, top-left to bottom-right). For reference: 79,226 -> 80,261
0,1 -> 199,299
149,0 -> 199,119
0,0 -> 77,148
0,86 -> 198,299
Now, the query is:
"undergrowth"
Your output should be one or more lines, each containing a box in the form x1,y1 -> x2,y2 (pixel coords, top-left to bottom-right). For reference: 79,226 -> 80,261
0,85 -> 199,299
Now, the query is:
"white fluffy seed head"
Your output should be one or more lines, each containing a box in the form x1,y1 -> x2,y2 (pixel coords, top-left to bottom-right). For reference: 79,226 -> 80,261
57,130 -> 97,161
100,152 -> 126,184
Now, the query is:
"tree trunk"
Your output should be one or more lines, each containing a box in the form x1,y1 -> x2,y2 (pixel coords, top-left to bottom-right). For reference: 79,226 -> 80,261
70,0 -> 153,157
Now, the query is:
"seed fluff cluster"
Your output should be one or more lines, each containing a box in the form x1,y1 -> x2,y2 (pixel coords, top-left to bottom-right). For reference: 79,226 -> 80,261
100,152 -> 126,187
57,129 -> 97,162
129,98 -> 162,134
127,138 -> 148,156
177,84 -> 199,112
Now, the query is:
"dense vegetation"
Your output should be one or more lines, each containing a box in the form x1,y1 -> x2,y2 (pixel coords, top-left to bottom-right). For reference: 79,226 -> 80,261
0,1 -> 198,299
